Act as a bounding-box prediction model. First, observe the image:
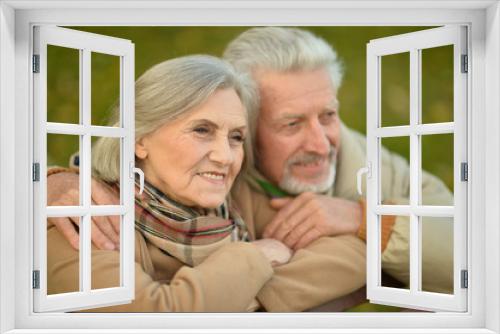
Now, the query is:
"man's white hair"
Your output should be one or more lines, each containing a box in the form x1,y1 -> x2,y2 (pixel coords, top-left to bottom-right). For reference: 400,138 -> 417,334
223,27 -> 344,142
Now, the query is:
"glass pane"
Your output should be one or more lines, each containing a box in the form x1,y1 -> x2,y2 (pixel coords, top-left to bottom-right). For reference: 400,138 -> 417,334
47,133 -> 81,206
47,45 -> 80,124
421,216 -> 454,294
47,216 -> 80,294
91,137 -> 122,205
380,136 -> 410,204
421,133 -> 454,206
91,52 -> 121,126
381,52 -> 410,127
421,45 -> 454,124
380,215 -> 409,290
91,215 -> 121,290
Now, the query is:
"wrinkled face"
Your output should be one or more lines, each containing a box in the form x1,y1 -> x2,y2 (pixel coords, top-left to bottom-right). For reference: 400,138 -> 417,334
255,68 -> 341,194
135,89 -> 247,208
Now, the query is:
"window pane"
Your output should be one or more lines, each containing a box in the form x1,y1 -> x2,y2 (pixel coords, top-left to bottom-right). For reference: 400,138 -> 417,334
47,133 -> 81,206
381,52 -> 410,127
47,216 -> 80,295
91,215 -> 121,290
47,45 -> 80,124
91,137 -> 122,205
421,216 -> 454,294
421,133 -> 454,206
91,52 -> 120,127
380,215 -> 409,290
421,45 -> 454,124
380,136 -> 410,204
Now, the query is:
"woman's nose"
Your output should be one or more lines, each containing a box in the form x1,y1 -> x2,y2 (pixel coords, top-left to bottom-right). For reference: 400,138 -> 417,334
208,137 -> 234,165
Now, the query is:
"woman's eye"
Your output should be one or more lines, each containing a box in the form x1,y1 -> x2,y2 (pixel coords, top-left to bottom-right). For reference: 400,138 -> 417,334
230,133 -> 245,143
193,127 -> 210,135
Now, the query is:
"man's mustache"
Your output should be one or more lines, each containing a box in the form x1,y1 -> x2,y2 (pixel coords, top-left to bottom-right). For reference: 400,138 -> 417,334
287,148 -> 337,166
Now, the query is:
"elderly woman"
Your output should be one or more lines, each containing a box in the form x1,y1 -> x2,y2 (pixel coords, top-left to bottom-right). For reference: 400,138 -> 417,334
47,55 -> 292,312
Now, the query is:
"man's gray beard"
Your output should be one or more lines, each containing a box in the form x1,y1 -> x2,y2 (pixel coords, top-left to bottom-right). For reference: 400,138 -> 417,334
278,151 -> 337,195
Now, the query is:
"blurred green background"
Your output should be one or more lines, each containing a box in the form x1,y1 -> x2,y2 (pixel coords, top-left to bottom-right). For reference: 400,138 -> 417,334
46,26 -> 454,190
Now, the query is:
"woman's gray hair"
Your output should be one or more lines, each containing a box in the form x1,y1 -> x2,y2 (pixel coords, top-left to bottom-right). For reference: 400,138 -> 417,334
223,27 -> 344,143
92,55 -> 257,182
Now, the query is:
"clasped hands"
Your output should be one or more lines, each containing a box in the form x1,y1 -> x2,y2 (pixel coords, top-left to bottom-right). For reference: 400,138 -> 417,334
264,192 -> 362,250
47,172 -> 362,267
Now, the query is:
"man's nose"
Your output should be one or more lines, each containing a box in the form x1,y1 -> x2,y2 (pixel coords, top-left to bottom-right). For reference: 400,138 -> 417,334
208,136 -> 234,165
303,119 -> 330,155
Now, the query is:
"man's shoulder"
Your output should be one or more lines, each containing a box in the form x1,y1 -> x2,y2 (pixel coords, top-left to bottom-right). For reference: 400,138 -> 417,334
341,124 -> 367,150
340,124 -> 405,167
231,178 -> 270,209
334,124 -> 368,199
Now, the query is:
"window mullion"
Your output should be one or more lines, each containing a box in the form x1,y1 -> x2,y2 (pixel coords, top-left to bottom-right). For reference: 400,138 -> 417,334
32,25 -> 135,313
409,48 -> 421,294
365,46 -> 380,295
79,48 -> 92,293
120,48 -> 135,294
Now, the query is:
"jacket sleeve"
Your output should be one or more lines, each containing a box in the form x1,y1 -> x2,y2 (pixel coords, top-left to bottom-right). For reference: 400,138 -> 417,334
379,146 -> 454,293
232,180 -> 367,312
47,226 -> 273,312
256,235 -> 366,312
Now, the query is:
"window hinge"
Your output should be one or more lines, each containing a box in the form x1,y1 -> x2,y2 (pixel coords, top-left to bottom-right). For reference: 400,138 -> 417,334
461,54 -> 468,73
32,163 -> 40,182
32,55 -> 40,73
461,162 -> 468,182
32,270 -> 40,289
461,270 -> 468,289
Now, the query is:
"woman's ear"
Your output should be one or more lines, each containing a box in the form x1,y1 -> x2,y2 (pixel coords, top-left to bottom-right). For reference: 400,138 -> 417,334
135,138 -> 148,160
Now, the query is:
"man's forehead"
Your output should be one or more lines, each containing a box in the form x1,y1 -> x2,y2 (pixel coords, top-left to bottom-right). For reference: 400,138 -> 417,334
256,68 -> 336,103
255,69 -> 338,119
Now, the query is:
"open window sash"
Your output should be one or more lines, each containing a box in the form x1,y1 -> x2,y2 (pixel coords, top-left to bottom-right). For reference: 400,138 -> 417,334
33,26 -> 135,312
365,26 -> 468,312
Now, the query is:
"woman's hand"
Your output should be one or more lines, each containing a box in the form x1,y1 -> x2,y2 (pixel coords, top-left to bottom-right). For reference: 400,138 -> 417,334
47,172 -> 121,251
251,238 -> 293,267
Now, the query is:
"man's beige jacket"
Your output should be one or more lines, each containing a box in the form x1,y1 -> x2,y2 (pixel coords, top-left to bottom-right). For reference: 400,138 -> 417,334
235,123 -> 454,296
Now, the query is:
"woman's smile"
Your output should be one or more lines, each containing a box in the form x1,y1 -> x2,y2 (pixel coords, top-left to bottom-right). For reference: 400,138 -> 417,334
197,171 -> 227,185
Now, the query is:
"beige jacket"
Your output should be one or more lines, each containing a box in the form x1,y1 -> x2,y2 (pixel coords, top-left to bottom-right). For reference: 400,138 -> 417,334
47,150 -> 366,312
47,214 -> 366,312
47,226 -> 274,312
231,180 -> 367,312
237,123 -> 453,294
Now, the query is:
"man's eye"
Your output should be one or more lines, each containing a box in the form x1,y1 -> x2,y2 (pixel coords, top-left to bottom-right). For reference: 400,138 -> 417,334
287,121 -> 299,127
320,111 -> 337,123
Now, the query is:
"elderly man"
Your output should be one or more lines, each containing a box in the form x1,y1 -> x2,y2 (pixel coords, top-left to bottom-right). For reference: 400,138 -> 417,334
48,27 -> 453,311
223,27 -> 453,296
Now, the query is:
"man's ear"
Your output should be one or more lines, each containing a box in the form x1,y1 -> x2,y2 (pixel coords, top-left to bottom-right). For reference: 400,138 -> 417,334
135,137 -> 148,160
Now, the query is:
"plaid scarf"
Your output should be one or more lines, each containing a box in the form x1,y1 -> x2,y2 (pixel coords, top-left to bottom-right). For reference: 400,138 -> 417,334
134,179 -> 249,266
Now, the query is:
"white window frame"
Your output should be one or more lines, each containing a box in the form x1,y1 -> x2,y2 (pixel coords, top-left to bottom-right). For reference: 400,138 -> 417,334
33,26 -> 136,312
0,1 -> 499,333
365,26 -> 468,312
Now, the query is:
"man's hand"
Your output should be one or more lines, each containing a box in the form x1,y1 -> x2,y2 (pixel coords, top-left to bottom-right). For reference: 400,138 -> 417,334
262,192 -> 362,250
47,172 -> 121,251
